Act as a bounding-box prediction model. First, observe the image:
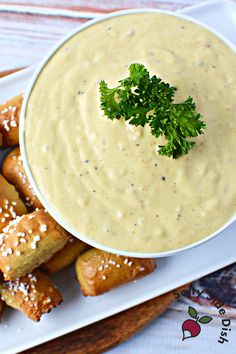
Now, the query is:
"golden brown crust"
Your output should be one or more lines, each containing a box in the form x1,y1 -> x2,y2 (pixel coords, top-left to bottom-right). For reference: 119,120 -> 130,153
41,237 -> 90,274
2,147 -> 43,210
0,269 -> 62,321
0,174 -> 27,232
75,249 -> 156,296
0,209 -> 69,280
0,95 -> 23,147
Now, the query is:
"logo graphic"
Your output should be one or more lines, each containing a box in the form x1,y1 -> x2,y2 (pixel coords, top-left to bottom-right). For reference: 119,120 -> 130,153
182,306 -> 213,340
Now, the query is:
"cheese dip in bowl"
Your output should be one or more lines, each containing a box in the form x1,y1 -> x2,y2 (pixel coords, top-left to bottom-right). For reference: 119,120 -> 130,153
20,9 -> 236,257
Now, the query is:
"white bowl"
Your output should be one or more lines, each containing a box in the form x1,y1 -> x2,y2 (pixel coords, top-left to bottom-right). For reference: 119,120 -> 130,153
20,8 -> 236,258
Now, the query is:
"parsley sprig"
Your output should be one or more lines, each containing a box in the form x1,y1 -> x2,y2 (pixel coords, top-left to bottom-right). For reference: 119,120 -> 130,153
99,63 -> 206,159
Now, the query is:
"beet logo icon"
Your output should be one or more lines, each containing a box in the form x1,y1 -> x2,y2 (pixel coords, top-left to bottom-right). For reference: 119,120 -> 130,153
182,306 -> 212,341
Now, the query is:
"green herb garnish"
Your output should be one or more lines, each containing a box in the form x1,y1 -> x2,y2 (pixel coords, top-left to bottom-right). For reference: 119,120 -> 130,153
99,63 -> 206,159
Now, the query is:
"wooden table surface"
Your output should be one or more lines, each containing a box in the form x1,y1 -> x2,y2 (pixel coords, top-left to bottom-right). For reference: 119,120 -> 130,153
0,0 -> 203,71
0,1 -> 236,353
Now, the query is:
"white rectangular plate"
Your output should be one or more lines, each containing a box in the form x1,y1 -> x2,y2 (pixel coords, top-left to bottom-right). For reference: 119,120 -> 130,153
0,1 -> 235,353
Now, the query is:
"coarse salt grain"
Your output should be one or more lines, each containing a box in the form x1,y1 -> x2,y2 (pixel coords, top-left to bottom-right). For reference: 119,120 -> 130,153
40,224 -> 47,232
108,260 -> 116,265
31,242 -> 37,249
10,121 -> 17,127
28,273 -> 37,281
3,120 -> 10,131
18,283 -> 28,296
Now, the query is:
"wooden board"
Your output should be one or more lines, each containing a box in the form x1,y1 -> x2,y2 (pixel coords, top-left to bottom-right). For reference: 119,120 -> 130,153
21,284 -> 189,354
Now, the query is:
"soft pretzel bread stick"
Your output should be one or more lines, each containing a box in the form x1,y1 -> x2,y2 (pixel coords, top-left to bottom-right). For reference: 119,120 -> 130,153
42,236 -> 90,274
75,248 -> 156,296
0,269 -> 62,321
2,147 -> 42,209
0,174 -> 27,232
0,209 -> 69,280
0,94 -> 23,147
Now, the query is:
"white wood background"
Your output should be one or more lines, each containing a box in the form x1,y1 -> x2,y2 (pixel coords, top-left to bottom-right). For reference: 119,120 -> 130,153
0,0 -> 235,352
0,0 -> 206,70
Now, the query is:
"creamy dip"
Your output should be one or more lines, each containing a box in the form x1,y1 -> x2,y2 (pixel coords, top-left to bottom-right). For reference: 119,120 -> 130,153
25,13 -> 236,253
